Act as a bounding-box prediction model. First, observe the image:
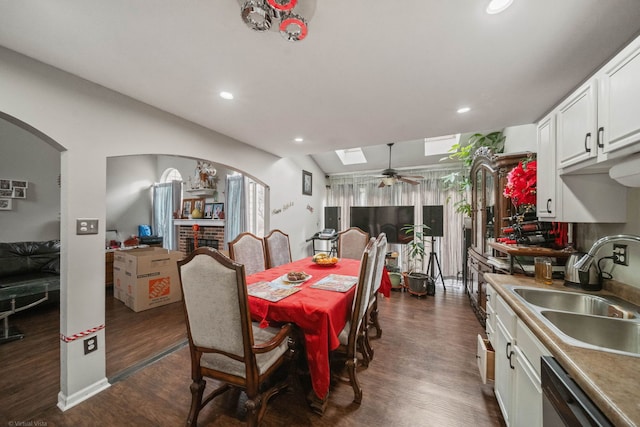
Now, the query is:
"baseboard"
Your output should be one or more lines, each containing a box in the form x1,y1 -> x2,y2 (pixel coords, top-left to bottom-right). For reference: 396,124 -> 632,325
57,378 -> 110,411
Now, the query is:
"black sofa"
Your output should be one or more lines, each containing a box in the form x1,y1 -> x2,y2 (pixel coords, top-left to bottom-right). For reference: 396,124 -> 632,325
0,240 -> 60,342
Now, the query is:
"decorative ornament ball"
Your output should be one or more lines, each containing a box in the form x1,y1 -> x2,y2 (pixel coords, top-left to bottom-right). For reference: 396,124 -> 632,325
191,208 -> 203,219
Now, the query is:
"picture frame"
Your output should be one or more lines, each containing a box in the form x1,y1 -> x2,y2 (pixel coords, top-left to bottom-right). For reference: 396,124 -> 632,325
203,203 -> 214,219
0,198 -> 12,210
0,189 -> 12,198
212,202 -> 224,219
182,198 -> 205,218
12,187 -> 26,199
302,170 -> 312,196
0,179 -> 10,190
11,180 -> 28,189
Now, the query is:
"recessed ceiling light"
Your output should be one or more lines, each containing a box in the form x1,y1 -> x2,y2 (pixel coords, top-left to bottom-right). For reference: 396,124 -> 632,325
457,107 -> 471,114
219,91 -> 234,100
486,0 -> 514,14
294,137 -> 304,142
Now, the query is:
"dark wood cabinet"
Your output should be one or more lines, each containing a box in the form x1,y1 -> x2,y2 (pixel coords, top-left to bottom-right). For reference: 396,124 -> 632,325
467,148 -> 531,325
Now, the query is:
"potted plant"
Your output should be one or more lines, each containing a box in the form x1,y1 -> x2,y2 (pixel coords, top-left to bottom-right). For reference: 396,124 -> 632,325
440,131 -> 506,216
401,223 -> 434,296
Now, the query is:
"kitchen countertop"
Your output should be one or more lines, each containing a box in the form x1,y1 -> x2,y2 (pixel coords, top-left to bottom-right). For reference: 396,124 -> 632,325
485,273 -> 640,427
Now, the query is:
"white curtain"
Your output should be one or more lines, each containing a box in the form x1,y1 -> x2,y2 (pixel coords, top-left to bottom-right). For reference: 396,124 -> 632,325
224,174 -> 246,249
327,167 -> 467,278
152,181 -> 182,250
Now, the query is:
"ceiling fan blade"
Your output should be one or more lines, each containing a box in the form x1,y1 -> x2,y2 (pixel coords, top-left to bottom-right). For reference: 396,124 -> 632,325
378,180 -> 387,188
399,175 -> 423,179
398,177 -> 419,185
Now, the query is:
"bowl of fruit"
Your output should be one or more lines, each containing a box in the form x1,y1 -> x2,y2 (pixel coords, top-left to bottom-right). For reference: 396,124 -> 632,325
312,253 -> 339,266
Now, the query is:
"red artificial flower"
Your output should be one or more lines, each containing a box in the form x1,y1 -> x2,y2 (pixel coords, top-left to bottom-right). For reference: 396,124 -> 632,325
503,160 -> 537,207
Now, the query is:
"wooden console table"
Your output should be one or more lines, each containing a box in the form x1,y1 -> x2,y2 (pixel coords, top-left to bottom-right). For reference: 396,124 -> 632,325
487,241 -> 572,274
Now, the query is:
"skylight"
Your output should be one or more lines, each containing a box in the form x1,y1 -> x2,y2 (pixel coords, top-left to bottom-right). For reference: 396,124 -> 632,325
335,148 -> 367,165
424,134 -> 460,156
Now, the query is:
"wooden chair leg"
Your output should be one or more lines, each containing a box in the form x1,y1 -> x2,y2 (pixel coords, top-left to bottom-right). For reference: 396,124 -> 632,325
346,357 -> 363,404
186,379 -> 205,427
370,297 -> 382,339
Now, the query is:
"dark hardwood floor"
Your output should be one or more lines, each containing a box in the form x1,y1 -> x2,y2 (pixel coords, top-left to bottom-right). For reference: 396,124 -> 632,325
1,280 -> 505,426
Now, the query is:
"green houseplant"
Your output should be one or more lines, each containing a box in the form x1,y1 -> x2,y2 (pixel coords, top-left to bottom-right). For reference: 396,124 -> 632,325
401,223 -> 433,296
441,131 -> 506,216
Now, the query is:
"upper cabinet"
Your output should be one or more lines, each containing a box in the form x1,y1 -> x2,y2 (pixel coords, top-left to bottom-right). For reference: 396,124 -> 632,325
555,35 -> 640,174
556,81 -> 598,169
536,114 -> 557,219
598,37 -> 640,157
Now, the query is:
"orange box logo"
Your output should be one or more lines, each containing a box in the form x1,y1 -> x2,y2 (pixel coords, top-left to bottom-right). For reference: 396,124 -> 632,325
148,277 -> 171,298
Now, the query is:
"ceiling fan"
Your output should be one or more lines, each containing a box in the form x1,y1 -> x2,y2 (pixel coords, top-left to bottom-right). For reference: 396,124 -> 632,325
377,143 -> 423,187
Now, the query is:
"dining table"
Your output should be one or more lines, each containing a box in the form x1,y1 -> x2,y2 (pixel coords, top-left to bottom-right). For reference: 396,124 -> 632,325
245,256 -> 391,411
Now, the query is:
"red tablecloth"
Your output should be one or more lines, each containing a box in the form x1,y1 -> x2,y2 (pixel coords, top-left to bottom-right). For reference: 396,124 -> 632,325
246,257 -> 390,399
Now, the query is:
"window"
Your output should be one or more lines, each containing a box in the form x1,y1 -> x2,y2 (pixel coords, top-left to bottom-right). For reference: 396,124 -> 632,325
160,168 -> 182,183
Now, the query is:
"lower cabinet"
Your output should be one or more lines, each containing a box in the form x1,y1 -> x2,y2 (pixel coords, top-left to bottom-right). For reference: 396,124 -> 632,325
485,284 -> 550,427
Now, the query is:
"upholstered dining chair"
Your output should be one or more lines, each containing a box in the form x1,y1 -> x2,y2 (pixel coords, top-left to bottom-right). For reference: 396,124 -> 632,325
177,247 -> 296,427
332,238 -> 377,404
362,232 -> 387,366
337,227 -> 370,260
228,232 -> 267,276
264,229 -> 292,268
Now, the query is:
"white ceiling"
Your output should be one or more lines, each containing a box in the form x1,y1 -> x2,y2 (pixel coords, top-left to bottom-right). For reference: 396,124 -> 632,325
1,1 -> 640,175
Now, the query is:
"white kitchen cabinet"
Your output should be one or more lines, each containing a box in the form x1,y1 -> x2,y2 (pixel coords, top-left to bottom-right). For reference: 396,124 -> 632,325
492,292 -> 550,427
556,81 -> 598,169
536,113 -> 558,219
512,320 -> 550,427
536,106 -> 627,223
494,295 -> 516,426
485,283 -> 497,345
598,35 -> 640,158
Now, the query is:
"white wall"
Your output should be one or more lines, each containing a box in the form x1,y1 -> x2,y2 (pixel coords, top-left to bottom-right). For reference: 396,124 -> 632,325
106,155 -> 155,240
0,46 -> 325,409
0,118 -> 60,241
503,123 -> 537,153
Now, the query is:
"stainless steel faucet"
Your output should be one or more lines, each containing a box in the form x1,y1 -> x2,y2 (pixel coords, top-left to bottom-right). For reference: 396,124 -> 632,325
574,234 -> 640,272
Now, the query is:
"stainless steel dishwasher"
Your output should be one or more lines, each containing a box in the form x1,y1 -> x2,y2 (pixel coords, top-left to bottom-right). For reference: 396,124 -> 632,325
541,356 -> 612,427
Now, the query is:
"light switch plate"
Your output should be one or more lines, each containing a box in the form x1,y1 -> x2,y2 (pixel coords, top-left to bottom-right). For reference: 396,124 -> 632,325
76,218 -> 99,235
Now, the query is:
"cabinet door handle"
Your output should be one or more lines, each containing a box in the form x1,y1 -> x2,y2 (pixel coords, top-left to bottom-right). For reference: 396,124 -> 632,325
597,126 -> 605,148
506,342 -> 515,369
546,198 -> 552,214
584,132 -> 591,153
509,350 -> 515,369
506,342 -> 511,358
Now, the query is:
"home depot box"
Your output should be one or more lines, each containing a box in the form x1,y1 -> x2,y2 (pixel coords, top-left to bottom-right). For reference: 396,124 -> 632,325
113,247 -> 183,312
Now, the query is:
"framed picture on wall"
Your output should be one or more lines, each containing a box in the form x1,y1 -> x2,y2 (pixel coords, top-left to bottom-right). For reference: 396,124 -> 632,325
302,170 -> 312,196
12,187 -> 26,199
0,180 -> 10,190
213,203 -> 224,219
0,198 -> 12,210
203,203 -> 214,219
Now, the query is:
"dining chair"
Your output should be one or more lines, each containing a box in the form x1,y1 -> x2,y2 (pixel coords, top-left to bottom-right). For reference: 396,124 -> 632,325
177,247 -> 297,427
228,232 -> 267,276
337,227 -> 370,260
362,232 -> 388,366
264,229 -> 292,268
332,238 -> 377,404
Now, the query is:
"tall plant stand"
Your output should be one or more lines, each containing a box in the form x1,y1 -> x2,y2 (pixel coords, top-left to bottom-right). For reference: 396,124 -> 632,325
426,236 -> 446,294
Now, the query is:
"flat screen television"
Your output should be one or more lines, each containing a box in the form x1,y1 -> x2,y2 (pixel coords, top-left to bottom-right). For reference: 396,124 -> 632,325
350,206 -> 414,244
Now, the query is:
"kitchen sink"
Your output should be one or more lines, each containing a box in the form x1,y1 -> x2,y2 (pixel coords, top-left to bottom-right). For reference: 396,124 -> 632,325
507,286 -> 640,357
541,310 -> 640,356
511,287 -> 638,319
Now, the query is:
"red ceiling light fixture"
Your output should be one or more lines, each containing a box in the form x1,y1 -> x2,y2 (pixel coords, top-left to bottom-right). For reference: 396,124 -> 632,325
239,0 -> 315,42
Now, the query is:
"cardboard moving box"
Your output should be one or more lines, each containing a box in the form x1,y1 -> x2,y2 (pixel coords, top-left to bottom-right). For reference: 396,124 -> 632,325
112,247 -> 183,312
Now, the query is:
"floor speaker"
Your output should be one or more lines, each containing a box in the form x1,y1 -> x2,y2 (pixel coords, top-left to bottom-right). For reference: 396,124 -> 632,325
422,205 -> 444,237
324,206 -> 341,231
